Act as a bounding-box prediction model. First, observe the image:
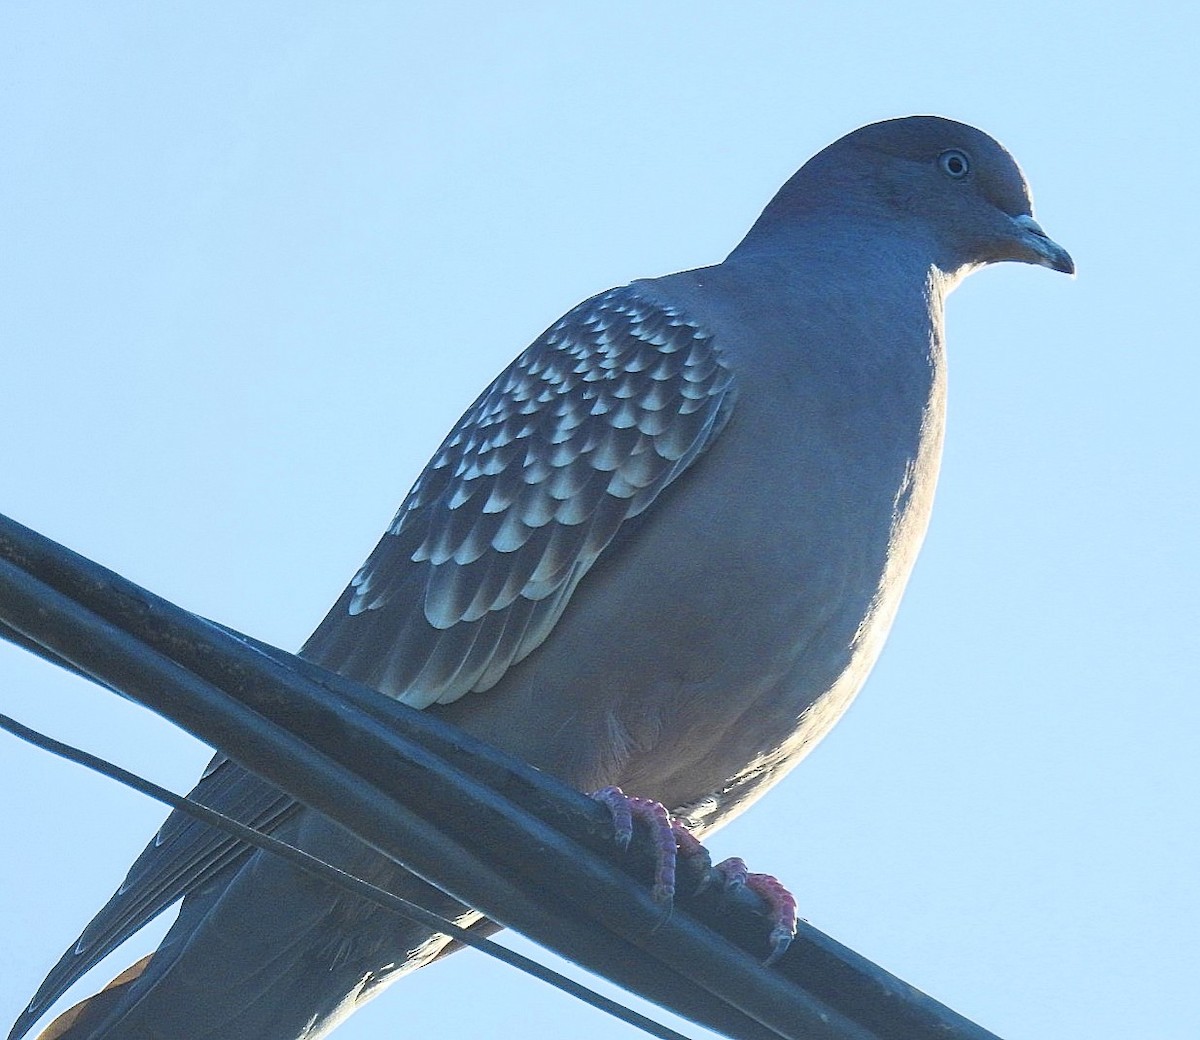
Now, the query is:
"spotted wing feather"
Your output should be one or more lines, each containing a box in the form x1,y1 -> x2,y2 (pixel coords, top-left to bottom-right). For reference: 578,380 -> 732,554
304,284 -> 735,706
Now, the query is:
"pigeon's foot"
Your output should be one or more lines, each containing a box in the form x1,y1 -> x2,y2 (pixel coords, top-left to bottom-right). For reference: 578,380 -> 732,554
711,857 -> 798,964
591,787 -> 797,963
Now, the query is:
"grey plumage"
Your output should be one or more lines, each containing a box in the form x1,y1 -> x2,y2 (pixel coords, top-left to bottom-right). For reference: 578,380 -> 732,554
11,116 -> 1072,1040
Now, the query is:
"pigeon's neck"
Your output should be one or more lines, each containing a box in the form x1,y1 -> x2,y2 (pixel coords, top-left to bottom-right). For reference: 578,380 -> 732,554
726,215 -> 950,342
729,210 -> 940,282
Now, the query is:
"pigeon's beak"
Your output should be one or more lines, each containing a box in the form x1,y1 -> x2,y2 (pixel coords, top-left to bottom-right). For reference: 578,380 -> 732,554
1009,214 -> 1075,275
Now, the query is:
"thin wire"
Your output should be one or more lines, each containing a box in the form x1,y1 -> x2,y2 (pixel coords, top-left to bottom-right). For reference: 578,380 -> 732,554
0,711 -> 695,1040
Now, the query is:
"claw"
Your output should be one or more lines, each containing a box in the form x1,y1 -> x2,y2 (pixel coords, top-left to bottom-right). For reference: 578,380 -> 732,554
716,862 -> 797,965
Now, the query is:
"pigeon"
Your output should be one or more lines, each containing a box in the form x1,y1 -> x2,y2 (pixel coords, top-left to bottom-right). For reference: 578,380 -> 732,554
11,116 -> 1073,1040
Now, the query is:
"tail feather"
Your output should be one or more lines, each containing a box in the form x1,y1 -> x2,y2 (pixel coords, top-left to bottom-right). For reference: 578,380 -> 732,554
35,956 -> 152,1040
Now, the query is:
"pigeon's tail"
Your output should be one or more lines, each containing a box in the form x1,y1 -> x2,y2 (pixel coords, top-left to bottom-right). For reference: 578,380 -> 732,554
18,820 -> 478,1040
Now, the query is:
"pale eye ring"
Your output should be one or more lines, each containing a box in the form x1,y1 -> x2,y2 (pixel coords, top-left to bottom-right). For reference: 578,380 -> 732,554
938,149 -> 970,179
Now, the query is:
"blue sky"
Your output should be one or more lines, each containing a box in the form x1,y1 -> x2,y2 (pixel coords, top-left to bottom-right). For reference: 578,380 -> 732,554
0,4 -> 1196,1039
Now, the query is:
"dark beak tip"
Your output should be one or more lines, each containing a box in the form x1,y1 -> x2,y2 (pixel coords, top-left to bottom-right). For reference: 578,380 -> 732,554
1054,251 -> 1076,277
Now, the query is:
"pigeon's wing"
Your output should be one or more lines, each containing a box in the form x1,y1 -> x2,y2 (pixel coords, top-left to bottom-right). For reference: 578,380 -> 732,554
304,283 -> 736,706
11,755 -> 296,1040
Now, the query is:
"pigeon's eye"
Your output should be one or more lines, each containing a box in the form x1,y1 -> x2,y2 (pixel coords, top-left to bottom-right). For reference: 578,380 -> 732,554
938,150 -> 970,179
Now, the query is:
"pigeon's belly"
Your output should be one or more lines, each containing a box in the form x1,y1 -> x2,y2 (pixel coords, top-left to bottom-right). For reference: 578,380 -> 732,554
641,437 -> 943,831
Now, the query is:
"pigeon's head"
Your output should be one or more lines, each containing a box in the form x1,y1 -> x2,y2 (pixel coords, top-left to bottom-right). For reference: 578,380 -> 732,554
748,116 -> 1074,279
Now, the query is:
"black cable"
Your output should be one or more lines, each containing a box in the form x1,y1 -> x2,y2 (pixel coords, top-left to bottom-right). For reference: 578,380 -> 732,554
0,710 -> 694,1040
